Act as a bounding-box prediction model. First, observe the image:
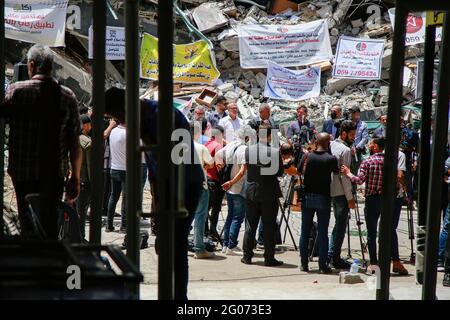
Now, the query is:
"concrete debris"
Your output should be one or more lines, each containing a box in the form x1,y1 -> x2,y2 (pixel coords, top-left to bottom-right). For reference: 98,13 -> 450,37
1,0 -> 425,136
192,2 -> 229,33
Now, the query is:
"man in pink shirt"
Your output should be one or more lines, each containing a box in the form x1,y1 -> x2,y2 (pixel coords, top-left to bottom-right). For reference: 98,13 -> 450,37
205,125 -> 225,241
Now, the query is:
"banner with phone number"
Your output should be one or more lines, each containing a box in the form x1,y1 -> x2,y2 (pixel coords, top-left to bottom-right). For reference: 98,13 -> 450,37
332,36 -> 384,80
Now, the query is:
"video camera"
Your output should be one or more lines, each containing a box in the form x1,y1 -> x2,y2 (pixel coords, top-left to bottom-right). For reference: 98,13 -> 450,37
333,109 -> 351,131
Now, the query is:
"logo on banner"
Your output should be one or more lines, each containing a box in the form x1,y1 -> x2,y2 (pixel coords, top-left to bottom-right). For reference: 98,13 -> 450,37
184,45 -> 198,60
277,26 -> 289,33
305,69 -> 315,78
356,42 -> 367,52
13,4 -> 32,12
407,15 -> 423,33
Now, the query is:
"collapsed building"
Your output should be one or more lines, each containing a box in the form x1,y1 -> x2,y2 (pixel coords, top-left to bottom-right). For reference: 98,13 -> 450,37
4,0 -> 428,130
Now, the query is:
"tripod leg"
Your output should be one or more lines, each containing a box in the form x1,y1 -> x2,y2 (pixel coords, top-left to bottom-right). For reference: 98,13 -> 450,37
353,198 -> 367,268
278,200 -> 298,251
283,206 -> 290,244
347,214 -> 352,259
407,206 -> 416,263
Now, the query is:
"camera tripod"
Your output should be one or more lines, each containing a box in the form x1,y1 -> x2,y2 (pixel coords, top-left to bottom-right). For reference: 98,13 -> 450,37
279,175 -> 299,251
346,191 -> 368,268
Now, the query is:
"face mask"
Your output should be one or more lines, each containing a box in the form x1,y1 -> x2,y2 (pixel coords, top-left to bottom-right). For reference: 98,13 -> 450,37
330,111 -> 337,119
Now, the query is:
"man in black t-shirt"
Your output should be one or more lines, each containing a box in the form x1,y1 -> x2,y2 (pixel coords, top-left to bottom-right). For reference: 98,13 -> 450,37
297,133 -> 339,273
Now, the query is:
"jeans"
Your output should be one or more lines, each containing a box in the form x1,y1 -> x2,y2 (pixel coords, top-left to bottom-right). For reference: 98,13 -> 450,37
364,195 -> 403,264
76,182 -> 91,239
328,195 -> 349,260
192,188 -> 210,252
223,193 -> 246,249
257,219 -> 264,245
439,205 -> 450,261
139,164 -> 148,211
102,169 -> 111,217
207,178 -> 225,237
300,193 -> 331,269
243,198 -> 278,261
107,169 -> 127,229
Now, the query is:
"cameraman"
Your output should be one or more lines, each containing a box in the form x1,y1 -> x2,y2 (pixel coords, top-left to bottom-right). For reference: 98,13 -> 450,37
281,143 -> 299,176
322,104 -> 342,140
286,104 -> 316,146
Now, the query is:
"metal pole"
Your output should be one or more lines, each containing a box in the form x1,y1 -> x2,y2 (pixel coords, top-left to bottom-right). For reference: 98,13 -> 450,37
0,0 -> 5,236
125,0 -> 141,299
377,3 -> 407,300
417,25 -> 436,227
89,0 -> 106,245
158,0 -> 175,300
422,13 -> 450,300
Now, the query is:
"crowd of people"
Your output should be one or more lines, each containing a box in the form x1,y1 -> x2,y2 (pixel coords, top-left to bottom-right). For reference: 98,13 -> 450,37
2,44 -> 450,300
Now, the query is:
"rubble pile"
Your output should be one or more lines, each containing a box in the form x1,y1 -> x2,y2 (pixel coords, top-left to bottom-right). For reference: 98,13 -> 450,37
3,0 -> 425,127
165,0 -> 424,128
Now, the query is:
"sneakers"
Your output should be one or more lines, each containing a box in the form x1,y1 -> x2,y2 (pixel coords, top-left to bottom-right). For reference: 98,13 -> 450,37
226,246 -> 243,256
105,226 -> 115,233
443,272 -> 450,287
264,259 -> 284,267
437,260 -> 445,272
331,258 -> 352,270
367,264 -> 379,274
221,246 -> 228,254
241,257 -> 252,265
392,260 -> 409,275
319,266 -> 333,274
194,251 -> 215,259
256,244 -> 265,251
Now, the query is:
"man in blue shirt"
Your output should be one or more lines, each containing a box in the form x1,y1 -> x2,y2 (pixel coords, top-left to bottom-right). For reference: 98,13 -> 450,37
349,105 -> 368,171
105,87 -> 203,300
322,104 -> 342,140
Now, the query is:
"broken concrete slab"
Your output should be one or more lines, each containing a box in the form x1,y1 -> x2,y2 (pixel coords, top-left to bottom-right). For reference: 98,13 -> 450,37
192,2 -> 229,33
218,82 -> 235,93
325,78 -> 361,95
220,37 -> 239,52
255,72 -> 266,88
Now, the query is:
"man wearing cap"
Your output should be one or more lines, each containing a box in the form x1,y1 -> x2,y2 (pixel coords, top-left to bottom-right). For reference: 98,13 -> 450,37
77,114 -> 92,240
349,105 -> 368,171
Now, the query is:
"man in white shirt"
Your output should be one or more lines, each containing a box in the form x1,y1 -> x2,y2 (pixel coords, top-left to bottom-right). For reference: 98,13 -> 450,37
216,125 -> 255,255
106,122 -> 127,233
191,123 -> 215,259
218,102 -> 243,143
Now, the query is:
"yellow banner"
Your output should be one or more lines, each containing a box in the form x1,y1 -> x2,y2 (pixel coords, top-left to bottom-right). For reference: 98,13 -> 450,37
140,33 -> 220,84
427,11 -> 444,26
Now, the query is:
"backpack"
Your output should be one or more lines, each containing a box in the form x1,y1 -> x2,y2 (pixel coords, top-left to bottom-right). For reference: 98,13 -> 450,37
218,144 -> 240,183
122,230 -> 149,250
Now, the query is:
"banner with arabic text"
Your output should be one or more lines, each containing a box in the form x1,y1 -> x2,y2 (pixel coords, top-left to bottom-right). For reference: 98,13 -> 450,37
5,0 -> 68,47
140,33 -> 220,84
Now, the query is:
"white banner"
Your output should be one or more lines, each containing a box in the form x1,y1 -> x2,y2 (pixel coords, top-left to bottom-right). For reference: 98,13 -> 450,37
88,26 -> 125,60
333,36 -> 384,80
238,20 -> 333,69
388,9 -> 442,46
5,0 -> 68,47
264,62 -> 321,101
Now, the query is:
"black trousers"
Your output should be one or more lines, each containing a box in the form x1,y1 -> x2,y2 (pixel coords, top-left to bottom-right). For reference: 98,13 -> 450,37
243,198 -> 278,261
154,182 -> 202,300
207,178 -> 225,237
76,182 -> 91,239
12,179 -> 64,240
